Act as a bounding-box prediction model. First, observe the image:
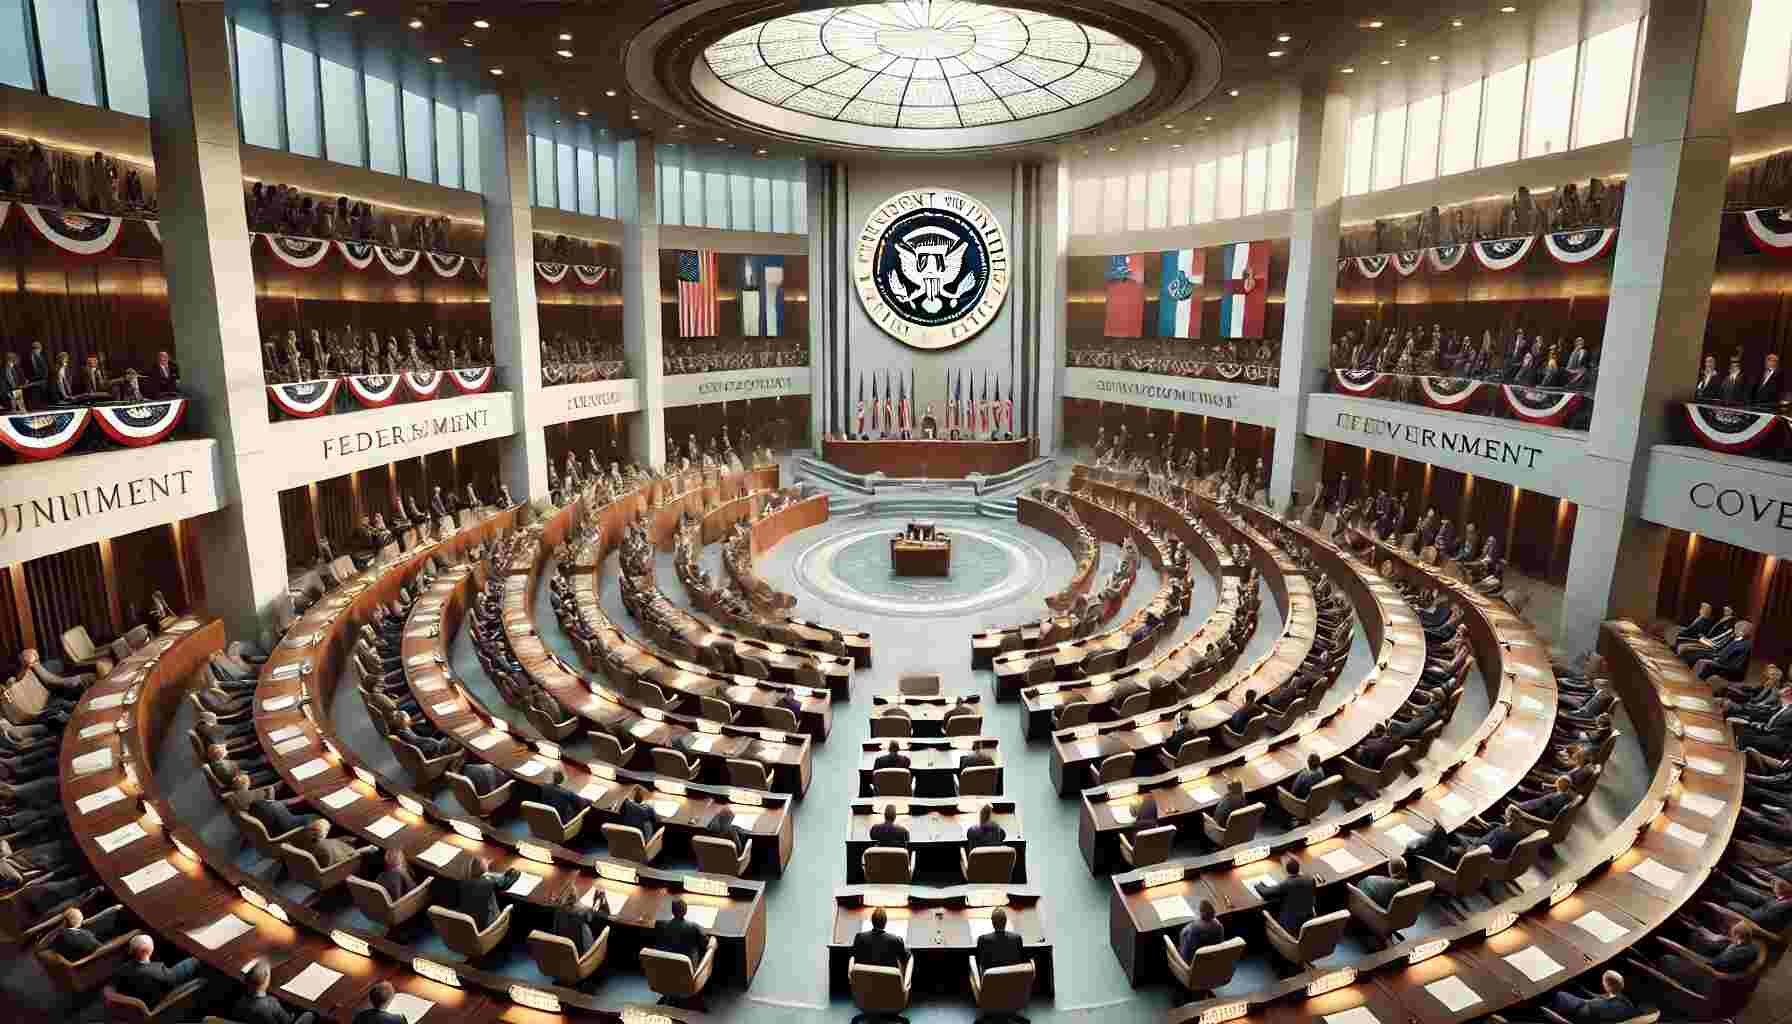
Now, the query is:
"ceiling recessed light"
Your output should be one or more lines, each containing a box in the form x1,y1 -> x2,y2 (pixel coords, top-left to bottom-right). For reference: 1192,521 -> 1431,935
1276,33 -> 1292,42
1203,115 -> 1214,121
312,1 -> 329,8
461,39 -> 474,47
488,67 -> 503,75
755,148 -> 767,155
1162,123 -> 1174,129
1228,88 -> 1240,96
472,19 -> 490,29
1365,19 -> 1384,28
604,89 -> 617,97
427,55 -> 444,64
1170,143 -> 1182,149
346,7 -> 364,14
1500,4 -> 1517,10
1379,59 -> 1392,65
577,109 -> 588,116
408,17 -> 422,28
1451,18 -> 1463,27
556,49 -> 573,58
559,32 -> 573,41
630,113 -> 640,120
553,118 -> 560,124
1341,66 -> 1355,73
1140,136 -> 1151,141
1428,54 -> 1441,61
1396,38 -> 1408,46
1267,49 -> 1285,57
1106,146 -> 1117,152
675,122 -> 686,129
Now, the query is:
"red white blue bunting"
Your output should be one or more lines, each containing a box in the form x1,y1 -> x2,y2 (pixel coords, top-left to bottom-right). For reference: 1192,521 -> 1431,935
1355,255 -> 1390,279
1682,402 -> 1782,453
1393,250 -> 1424,277
536,262 -> 569,284
261,233 -> 332,268
375,246 -> 421,276
425,252 -> 466,278
90,399 -> 186,446
1471,235 -> 1537,272
1213,363 -> 1244,381
0,408 -> 90,459
20,204 -> 124,257
346,374 -> 402,408
1426,244 -> 1466,273
1333,369 -> 1389,397
572,265 -> 610,286
336,240 -> 376,270
267,378 -> 340,418
1740,208 -> 1792,259
1419,376 -> 1483,411
403,370 -> 444,399
1542,228 -> 1617,265
1498,385 -> 1584,426
450,367 -> 493,394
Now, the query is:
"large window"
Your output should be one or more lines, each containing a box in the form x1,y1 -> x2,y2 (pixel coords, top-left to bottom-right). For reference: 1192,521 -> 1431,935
401,89 -> 432,183
283,43 -> 321,158
1479,63 -> 1527,168
1576,21 -> 1638,146
645,143 -> 808,233
365,74 -> 400,175
1524,44 -> 1577,158
320,58 -> 364,167
235,25 -> 282,150
1405,95 -> 1441,184
33,0 -> 98,107
1738,0 -> 1792,112
1345,111 -> 1375,196
1439,80 -> 1481,176
96,0 -> 148,116
1372,105 -> 1407,192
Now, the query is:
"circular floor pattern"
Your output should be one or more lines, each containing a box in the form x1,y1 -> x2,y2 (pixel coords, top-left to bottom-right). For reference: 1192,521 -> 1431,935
791,519 -> 1049,618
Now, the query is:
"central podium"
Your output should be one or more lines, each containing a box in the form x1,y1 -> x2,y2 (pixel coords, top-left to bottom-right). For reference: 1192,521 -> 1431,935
891,521 -> 951,576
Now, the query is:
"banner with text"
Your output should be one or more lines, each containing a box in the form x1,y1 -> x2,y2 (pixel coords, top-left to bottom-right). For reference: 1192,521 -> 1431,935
1061,366 -> 1281,428
0,440 -> 224,566
259,393 -> 515,490
537,378 -> 644,427
1641,445 -> 1792,558
662,368 -> 812,409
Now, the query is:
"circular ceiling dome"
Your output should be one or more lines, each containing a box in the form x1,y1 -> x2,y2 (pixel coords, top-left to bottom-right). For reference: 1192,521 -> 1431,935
688,0 -> 1156,150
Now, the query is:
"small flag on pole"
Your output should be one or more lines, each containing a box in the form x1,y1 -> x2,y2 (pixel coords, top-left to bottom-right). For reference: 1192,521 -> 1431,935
740,255 -> 786,337
675,249 -> 718,337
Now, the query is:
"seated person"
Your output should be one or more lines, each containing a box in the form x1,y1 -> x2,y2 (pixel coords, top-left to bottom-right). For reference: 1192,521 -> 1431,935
869,804 -> 909,847
1515,775 -> 1578,820
1350,723 -> 1398,769
1175,899 -> 1225,962
458,856 -> 521,930
1356,856 -> 1410,910
194,710 -> 255,747
195,681 -> 252,717
459,761 -> 507,795
873,741 -> 911,772
975,907 -> 1027,969
17,650 -> 92,696
353,982 -> 403,1024
1673,602 -> 1716,647
1563,682 -> 1617,721
0,865 -> 97,921
113,934 -> 202,1008
1406,822 -> 1461,867
294,820 -> 361,870
618,786 -> 661,836
1457,806 -> 1529,860
535,767 -> 585,823
1719,876 -> 1792,931
1550,969 -> 1636,1023
1225,691 -> 1259,735
704,807 -> 751,855
374,849 -> 417,901
652,897 -> 709,961
959,746 -> 996,771
1288,753 -> 1327,800
234,958 -> 318,1024
943,697 -> 978,724
965,803 -> 1006,849
1133,794 -> 1161,839
0,776 -> 63,809
391,713 -> 453,757
223,773 -> 316,835
851,906 -> 908,968
41,905 -> 130,960
1260,857 -> 1318,934
1694,620 -> 1754,682
1208,779 -> 1249,830
550,886 -> 606,952
1636,920 -> 1762,994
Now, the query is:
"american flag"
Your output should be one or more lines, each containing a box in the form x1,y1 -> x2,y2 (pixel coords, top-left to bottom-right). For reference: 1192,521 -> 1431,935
675,249 -> 718,337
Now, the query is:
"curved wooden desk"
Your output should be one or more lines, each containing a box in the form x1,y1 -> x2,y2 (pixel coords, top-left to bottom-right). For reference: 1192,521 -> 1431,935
844,798 -> 1025,883
825,885 -> 1054,995
855,737 -> 1003,799
820,436 -> 1036,478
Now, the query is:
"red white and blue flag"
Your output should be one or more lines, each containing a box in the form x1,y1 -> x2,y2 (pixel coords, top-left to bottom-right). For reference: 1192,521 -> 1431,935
675,249 -> 718,337
1156,249 -> 1203,338
1217,241 -> 1269,338
1103,254 -> 1146,338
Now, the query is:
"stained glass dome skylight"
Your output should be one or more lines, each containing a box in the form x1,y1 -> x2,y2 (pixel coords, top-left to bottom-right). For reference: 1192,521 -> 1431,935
702,1 -> 1143,131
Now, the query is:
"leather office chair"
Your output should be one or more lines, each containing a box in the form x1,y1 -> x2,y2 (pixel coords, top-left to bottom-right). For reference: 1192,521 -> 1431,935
1218,714 -> 1266,750
873,768 -> 915,796
446,772 -> 516,818
1345,879 -> 1434,946
524,705 -> 581,741
960,845 -> 1017,883
521,800 -> 592,844
958,765 -> 1001,796
699,696 -> 737,725
1094,752 -> 1135,786
1115,692 -> 1150,719
848,956 -> 914,1024
392,739 -> 463,787
602,822 -> 666,864
1262,908 -> 1351,968
1173,737 -> 1213,766
1276,775 -> 1343,823
727,758 -> 771,791
61,625 -> 110,673
736,654 -> 771,680
1023,660 -> 1055,687
1201,802 -> 1266,849
429,904 -> 514,961
1162,934 -> 1246,1000
641,936 -> 718,1010
762,706 -> 800,733
279,842 -> 369,892
346,875 -> 435,931
32,906 -> 138,992
102,979 -> 207,1024
589,732 -> 637,768
1514,796 -> 1584,849
234,811 -> 304,868
694,834 -> 752,876
652,748 -> 702,781
862,846 -> 916,883
899,673 -> 941,696
1338,745 -> 1409,791
1084,648 -> 1123,676
944,714 -> 983,737
1053,701 -> 1092,730
1119,825 -> 1176,868
871,715 -> 913,739
528,926 -> 611,984
1538,1009 -> 1661,1024
969,957 -> 1035,1023
1485,830 -> 1550,893
1415,845 -> 1492,913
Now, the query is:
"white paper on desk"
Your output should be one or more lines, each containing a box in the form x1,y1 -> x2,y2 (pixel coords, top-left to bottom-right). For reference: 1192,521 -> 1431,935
414,679 -> 445,693
78,722 -> 113,740
687,734 -> 717,753
367,815 -> 404,839
731,812 -> 761,831
269,663 -> 303,681
1504,945 -> 1563,982
417,841 -> 461,867
968,916 -> 996,940
89,692 -> 126,711
1247,875 -> 1278,897
1675,696 -> 1712,712
70,747 -> 114,775
508,871 -> 543,897
282,962 -> 343,1001
1679,792 -> 1725,818
1518,695 -> 1545,714
1321,848 -> 1364,874
863,918 -> 907,940
760,743 -> 789,758
651,799 -> 682,818
274,736 -> 311,756
268,725 -> 303,743
406,654 -> 435,667
1472,763 -> 1504,786
431,700 -> 459,715
96,822 -> 146,852
628,719 -> 657,739
1663,821 -> 1708,847
262,696 -> 296,712
1426,975 -> 1482,1013
579,782 -> 609,801
1324,1006 -> 1381,1024
1573,910 -> 1629,943
122,858 -> 179,893
683,903 -> 718,928
384,992 -> 433,1024
1629,857 -> 1685,891
1151,895 -> 1194,922
1686,755 -> 1726,776
516,759 -> 548,778
188,913 -> 253,950
1382,823 -> 1422,847
76,785 -> 126,814
467,731 -> 502,751
1185,783 -> 1219,804
1073,740 -> 1104,760
1109,803 -> 1134,824
322,787 -> 360,809
291,758 -> 329,781
1685,725 -> 1725,744
1436,791 -> 1472,817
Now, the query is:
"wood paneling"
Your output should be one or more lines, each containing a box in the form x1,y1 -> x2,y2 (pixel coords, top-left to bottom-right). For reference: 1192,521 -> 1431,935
20,543 -> 110,661
279,486 -> 316,567
1,220 -> 175,389
110,524 -> 188,626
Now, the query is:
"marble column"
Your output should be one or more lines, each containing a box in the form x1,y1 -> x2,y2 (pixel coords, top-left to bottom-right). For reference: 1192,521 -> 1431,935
1561,0 -> 1750,650
475,89 -> 547,500
805,157 -> 831,450
619,138 -> 667,468
1035,160 -> 1070,458
137,0 -> 285,640
1269,79 -> 1352,514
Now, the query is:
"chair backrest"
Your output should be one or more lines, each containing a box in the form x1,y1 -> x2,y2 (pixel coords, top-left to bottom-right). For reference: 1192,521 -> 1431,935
737,654 -> 770,679
943,714 -> 983,737
873,768 -> 914,796
1182,935 -> 1248,990
699,696 -> 734,724
848,959 -> 910,1011
1296,908 -> 1352,959
652,748 -> 694,779
974,961 -> 1036,1011
1383,880 -> 1435,930
428,903 -> 509,956
1054,701 -> 1092,729
1097,752 -> 1135,784
520,800 -> 579,842
1086,648 -> 1124,676
1217,802 -> 1265,844
528,927 -> 605,983
62,624 -> 97,661
1024,660 -> 1055,685
727,758 -> 769,790
899,673 -> 941,696
693,834 -> 747,875
1125,825 -> 1175,866
602,823 -> 651,862
862,846 -> 913,882
1174,737 -> 1212,766
1116,692 -> 1149,718
1493,830 -> 1550,879
871,715 -> 912,739
590,732 -> 631,766
1450,845 -> 1493,891
958,765 -> 1000,796
963,845 -> 1017,883
762,706 -> 800,732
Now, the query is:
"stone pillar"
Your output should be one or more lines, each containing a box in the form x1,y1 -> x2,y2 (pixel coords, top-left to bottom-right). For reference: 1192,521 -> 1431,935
1269,79 -> 1352,513
475,89 -> 548,500
138,0 -> 285,640
805,158 -> 831,450
1560,0 -> 1750,650
619,138 -> 667,469
1035,160 -> 1070,458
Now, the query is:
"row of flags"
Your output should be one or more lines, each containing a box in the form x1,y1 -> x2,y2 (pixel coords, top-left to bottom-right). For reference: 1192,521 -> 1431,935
853,368 -> 1014,436
674,250 -> 787,338
1103,239 -> 1271,340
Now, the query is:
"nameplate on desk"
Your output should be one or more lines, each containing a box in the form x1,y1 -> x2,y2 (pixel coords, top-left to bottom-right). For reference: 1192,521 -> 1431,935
282,962 -> 343,1002
417,841 -> 460,867
367,815 -> 405,839
291,757 -> 329,781
89,691 -> 127,711
415,678 -> 445,692
70,747 -> 114,776
274,736 -> 311,756
432,700 -> 460,715
262,696 -> 297,712
187,913 -> 253,949
122,858 -> 179,893
76,785 -> 127,814
759,743 -> 788,758
1683,725 -> 1724,744
1183,783 -> 1219,803
1108,803 -> 1134,824
269,663 -> 303,681
1572,910 -> 1629,943
322,787 -> 360,809
78,722 -> 113,740
1425,976 -> 1482,1013
1685,755 -> 1726,776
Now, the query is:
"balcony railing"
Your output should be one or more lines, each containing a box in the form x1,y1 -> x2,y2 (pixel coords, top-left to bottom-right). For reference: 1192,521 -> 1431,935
1327,369 -> 1595,430
266,366 -> 501,420
1679,401 -> 1792,459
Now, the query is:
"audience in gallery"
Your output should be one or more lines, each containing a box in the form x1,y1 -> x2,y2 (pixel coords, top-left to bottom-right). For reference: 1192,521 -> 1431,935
539,334 -> 626,385
1066,336 -> 1280,387
1694,349 -> 1785,409
257,325 -> 493,384
1330,321 -> 1598,392
663,337 -> 807,374
2,341 -> 182,414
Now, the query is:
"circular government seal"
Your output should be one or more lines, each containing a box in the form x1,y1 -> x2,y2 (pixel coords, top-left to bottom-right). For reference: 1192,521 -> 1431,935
854,188 -> 1008,350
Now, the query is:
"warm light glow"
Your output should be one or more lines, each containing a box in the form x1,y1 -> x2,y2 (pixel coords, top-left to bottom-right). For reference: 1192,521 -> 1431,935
1107,782 -> 1140,799
598,862 -> 639,884
1306,968 -> 1356,996
413,958 -> 460,987
518,841 -> 554,863
965,889 -> 1008,907
472,19 -> 490,28
1143,867 -> 1183,887
1409,938 -> 1449,964
684,876 -> 729,896
332,930 -> 371,956
450,819 -> 483,841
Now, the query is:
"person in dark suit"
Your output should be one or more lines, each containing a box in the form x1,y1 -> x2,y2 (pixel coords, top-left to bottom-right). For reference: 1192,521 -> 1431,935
223,773 -> 317,836
1407,823 -> 1460,868
873,741 -> 911,772
375,849 -> 417,901
1675,602 -> 1716,647
776,692 -> 801,717
1132,795 -> 1160,840
1694,355 -> 1721,401
1288,753 -> 1327,800
1458,806 -> 1530,860
705,807 -> 751,855
1175,900 -> 1225,963
943,698 -> 978,725
148,350 -> 181,398
113,934 -> 202,1007
1226,690 -> 1259,735
393,712 -> 454,757
959,747 -> 996,772
1516,776 -> 1578,820
1720,354 -> 1753,403
1351,723 -> 1398,769
352,982 -> 405,1024
458,856 -> 521,930
42,905 -> 126,961
1726,877 -> 1792,931
975,907 -> 1027,969
1391,703 -> 1441,742
25,341 -> 49,396
1209,779 -> 1248,829
1550,969 -> 1637,1022
652,897 -> 709,961
460,761 -> 506,795
234,959 -> 317,1024
1695,621 -> 1754,682
1356,856 -> 1409,911
550,887 -> 605,953
1260,857 -> 1318,934
295,820 -> 360,870
851,907 -> 908,968
965,803 -> 1006,849
618,786 -> 661,836
869,803 -> 909,847
535,768 -> 585,823
1754,353 -> 1783,407
1638,920 -> 1762,994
